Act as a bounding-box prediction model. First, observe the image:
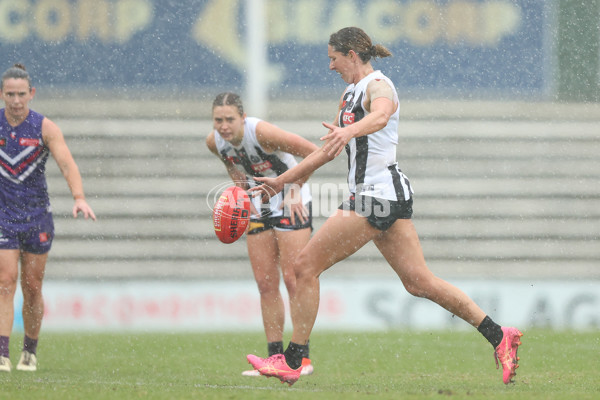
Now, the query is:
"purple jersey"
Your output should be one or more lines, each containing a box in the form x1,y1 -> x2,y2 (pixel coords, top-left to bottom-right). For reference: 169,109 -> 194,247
0,109 -> 51,229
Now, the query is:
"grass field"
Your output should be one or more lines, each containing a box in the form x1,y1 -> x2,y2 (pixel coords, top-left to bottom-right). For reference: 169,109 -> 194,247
0,330 -> 598,399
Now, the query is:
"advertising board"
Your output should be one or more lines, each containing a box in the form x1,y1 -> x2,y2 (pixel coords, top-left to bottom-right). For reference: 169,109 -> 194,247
0,0 -> 551,98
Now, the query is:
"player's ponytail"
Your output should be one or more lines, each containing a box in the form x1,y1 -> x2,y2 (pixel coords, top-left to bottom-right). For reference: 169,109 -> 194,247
329,27 -> 392,63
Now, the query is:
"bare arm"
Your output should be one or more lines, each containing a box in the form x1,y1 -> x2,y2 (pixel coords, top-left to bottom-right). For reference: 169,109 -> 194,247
255,121 -> 320,223
43,118 -> 96,220
255,120 -> 319,187
249,96 -> 344,199
255,121 -> 318,157
322,79 -> 396,157
249,137 -> 337,200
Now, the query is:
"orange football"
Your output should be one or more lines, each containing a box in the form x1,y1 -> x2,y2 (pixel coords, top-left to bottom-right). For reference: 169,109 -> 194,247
212,186 -> 251,244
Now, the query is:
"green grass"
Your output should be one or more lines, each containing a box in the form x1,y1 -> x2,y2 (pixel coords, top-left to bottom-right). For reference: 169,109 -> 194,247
1,330 -> 598,399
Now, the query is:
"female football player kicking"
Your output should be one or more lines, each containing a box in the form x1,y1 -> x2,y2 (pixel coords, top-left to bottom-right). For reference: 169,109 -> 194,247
247,27 -> 522,386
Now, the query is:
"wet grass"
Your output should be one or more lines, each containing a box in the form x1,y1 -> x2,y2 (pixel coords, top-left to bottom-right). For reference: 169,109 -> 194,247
0,330 -> 598,399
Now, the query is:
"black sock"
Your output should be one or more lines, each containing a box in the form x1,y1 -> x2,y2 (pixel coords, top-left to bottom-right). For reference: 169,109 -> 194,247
305,340 -> 310,359
23,335 -> 38,355
283,341 -> 309,370
267,341 -> 284,356
477,315 -> 504,349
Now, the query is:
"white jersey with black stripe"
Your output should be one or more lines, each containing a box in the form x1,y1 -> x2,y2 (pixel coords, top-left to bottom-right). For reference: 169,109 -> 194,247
213,117 -> 311,217
338,70 -> 413,201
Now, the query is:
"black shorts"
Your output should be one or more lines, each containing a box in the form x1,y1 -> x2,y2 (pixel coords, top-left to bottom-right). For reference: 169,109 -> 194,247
248,202 -> 313,235
338,194 -> 413,231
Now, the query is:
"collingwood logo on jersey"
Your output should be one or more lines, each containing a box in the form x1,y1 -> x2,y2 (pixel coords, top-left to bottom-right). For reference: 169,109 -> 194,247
342,104 -> 355,124
342,111 -> 355,125
341,94 -> 356,125
251,160 -> 273,173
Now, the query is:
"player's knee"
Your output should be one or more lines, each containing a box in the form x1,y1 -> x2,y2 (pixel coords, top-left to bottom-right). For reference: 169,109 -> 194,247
281,271 -> 296,293
294,266 -> 320,289
255,276 -> 280,295
403,275 -> 435,298
0,274 -> 18,296
293,256 -> 312,283
404,282 -> 425,298
294,248 -> 314,271
20,280 -> 43,299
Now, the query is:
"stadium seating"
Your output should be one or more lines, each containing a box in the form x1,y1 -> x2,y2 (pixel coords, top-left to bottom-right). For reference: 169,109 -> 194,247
43,111 -> 600,281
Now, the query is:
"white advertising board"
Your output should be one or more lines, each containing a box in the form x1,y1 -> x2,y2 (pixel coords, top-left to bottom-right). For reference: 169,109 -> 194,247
12,279 -> 599,332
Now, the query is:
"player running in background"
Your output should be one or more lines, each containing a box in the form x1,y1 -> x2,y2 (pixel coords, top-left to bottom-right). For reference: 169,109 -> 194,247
206,92 -> 318,376
0,64 -> 96,372
247,27 -> 522,386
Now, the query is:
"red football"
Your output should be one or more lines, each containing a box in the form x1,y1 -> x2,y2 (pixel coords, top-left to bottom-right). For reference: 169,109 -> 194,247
212,186 -> 251,244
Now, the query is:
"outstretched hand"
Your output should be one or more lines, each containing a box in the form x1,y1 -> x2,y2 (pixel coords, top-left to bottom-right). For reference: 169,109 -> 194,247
320,122 -> 353,157
248,176 -> 284,203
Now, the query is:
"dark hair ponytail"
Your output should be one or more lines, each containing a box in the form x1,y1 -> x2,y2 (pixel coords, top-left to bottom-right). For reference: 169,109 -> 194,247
329,27 -> 392,63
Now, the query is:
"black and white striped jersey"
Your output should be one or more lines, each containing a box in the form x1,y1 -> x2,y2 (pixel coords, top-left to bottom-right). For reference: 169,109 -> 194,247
338,70 -> 413,202
213,117 -> 311,217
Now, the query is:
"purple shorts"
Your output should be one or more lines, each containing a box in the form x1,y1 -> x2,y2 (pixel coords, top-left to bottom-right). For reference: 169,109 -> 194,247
0,213 -> 54,254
